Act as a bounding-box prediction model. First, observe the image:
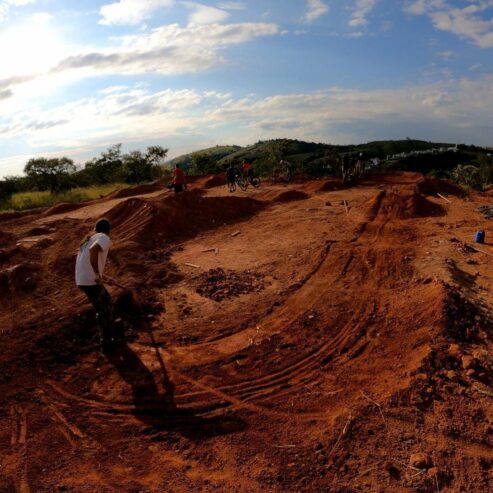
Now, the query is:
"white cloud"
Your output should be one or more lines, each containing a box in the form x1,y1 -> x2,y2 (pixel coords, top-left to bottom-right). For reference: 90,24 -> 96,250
0,0 -> 36,22
0,22 -> 280,103
30,12 -> 53,23
54,22 -> 279,76
304,0 -> 329,23
404,0 -> 493,48
99,0 -> 174,26
2,75 -> 493,176
183,2 -> 229,25
349,0 -> 377,28
216,1 -> 245,10
437,49 -> 454,59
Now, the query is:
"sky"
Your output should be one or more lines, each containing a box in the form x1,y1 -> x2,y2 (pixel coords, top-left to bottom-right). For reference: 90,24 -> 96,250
0,0 -> 493,177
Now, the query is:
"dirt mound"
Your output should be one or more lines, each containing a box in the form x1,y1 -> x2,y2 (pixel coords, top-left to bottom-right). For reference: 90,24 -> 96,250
442,286 -> 489,342
195,268 -> 265,302
364,190 -> 445,221
416,176 -> 466,198
204,174 -> 226,188
318,179 -> 346,192
25,225 -> 55,236
0,208 -> 43,223
0,246 -> 20,265
0,230 -> 15,247
108,183 -> 162,199
105,190 -> 263,246
42,202 -> 86,216
272,190 -> 310,203
0,263 -> 39,294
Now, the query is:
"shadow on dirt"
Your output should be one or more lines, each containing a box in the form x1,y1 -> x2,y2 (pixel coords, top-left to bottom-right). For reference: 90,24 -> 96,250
106,342 -> 247,441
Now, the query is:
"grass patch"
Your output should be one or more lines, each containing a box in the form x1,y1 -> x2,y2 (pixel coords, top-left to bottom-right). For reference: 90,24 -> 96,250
2,183 -> 130,212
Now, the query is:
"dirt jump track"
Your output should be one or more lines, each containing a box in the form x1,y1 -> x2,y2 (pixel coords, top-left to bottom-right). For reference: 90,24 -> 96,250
1,173 -> 493,492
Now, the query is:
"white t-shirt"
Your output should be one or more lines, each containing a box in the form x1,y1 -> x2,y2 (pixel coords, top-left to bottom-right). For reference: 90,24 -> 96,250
75,232 -> 111,286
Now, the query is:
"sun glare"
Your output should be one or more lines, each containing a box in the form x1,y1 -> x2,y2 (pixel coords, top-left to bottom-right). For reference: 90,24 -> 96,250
0,18 -> 66,79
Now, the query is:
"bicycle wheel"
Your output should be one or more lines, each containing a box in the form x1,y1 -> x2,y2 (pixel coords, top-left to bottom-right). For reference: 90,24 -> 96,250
251,177 -> 260,188
237,177 -> 248,191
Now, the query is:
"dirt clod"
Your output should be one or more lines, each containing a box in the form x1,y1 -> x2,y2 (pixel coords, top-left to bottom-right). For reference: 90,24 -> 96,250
409,453 -> 431,469
195,268 -> 265,302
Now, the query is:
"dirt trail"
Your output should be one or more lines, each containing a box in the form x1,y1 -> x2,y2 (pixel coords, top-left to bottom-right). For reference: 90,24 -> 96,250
1,173 -> 493,492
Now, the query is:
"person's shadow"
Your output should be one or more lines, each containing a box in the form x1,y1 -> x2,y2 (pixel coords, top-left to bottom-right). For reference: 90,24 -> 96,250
106,339 -> 246,440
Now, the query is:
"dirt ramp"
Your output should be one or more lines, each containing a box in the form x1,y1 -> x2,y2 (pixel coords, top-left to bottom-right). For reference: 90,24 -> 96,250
106,190 -> 263,246
363,190 -> 445,221
0,230 -> 15,247
43,202 -> 86,217
318,179 -> 346,192
204,174 -> 226,189
416,176 -> 466,198
108,183 -> 162,199
272,190 -> 310,203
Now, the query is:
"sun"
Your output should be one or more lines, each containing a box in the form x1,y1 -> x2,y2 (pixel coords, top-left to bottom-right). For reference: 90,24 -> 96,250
0,15 -> 66,79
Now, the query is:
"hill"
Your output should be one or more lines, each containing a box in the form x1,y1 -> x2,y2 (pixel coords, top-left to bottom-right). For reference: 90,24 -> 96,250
167,145 -> 241,168
167,138 -> 493,183
168,139 -> 456,166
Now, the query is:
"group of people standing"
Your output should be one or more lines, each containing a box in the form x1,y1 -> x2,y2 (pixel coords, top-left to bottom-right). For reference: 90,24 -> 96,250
226,159 -> 255,191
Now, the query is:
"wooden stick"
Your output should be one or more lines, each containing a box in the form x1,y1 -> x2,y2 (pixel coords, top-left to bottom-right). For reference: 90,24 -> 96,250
184,263 -> 201,269
343,200 -> 349,214
437,193 -> 451,204
231,231 -> 241,237
471,246 -> 493,258
202,248 -> 219,254
360,391 -> 388,430
327,414 -> 353,462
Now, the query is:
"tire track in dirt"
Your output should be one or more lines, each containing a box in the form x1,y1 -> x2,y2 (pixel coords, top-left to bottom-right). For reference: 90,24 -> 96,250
162,191 -> 417,407
173,189 -> 435,418
42,188 -> 428,426
9,405 -> 31,493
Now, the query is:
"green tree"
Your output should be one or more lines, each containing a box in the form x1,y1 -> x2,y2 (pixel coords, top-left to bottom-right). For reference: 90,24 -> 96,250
0,177 -> 19,206
191,152 -> 216,174
478,155 -> 493,189
84,144 -> 123,184
121,146 -> 169,183
265,139 -> 289,167
452,164 -> 481,190
24,157 -> 76,193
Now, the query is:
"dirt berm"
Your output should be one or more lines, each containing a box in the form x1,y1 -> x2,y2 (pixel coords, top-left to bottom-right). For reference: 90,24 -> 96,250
106,189 -> 263,246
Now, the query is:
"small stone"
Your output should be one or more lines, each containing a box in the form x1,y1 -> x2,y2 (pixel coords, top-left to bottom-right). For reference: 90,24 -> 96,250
409,453 -> 431,469
427,467 -> 439,478
447,344 -> 461,358
446,370 -> 458,381
461,355 -> 476,371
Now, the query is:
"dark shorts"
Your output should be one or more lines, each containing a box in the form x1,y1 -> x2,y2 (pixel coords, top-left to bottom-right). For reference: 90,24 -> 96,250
174,184 -> 184,193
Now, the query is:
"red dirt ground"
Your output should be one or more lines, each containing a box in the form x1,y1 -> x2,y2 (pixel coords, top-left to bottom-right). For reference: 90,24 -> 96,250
1,173 -> 493,492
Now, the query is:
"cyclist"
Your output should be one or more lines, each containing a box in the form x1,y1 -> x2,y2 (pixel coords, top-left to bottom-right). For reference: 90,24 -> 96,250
242,160 -> 254,184
226,164 -> 237,192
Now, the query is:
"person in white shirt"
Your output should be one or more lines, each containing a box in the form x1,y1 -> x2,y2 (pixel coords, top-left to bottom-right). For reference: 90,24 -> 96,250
75,218 -> 118,353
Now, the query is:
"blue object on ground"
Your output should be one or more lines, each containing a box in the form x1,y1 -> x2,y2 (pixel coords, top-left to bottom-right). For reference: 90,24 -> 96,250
474,230 -> 485,244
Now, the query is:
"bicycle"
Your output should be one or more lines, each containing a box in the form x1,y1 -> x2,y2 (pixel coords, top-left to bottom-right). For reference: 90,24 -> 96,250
246,173 -> 260,188
235,173 -> 248,191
